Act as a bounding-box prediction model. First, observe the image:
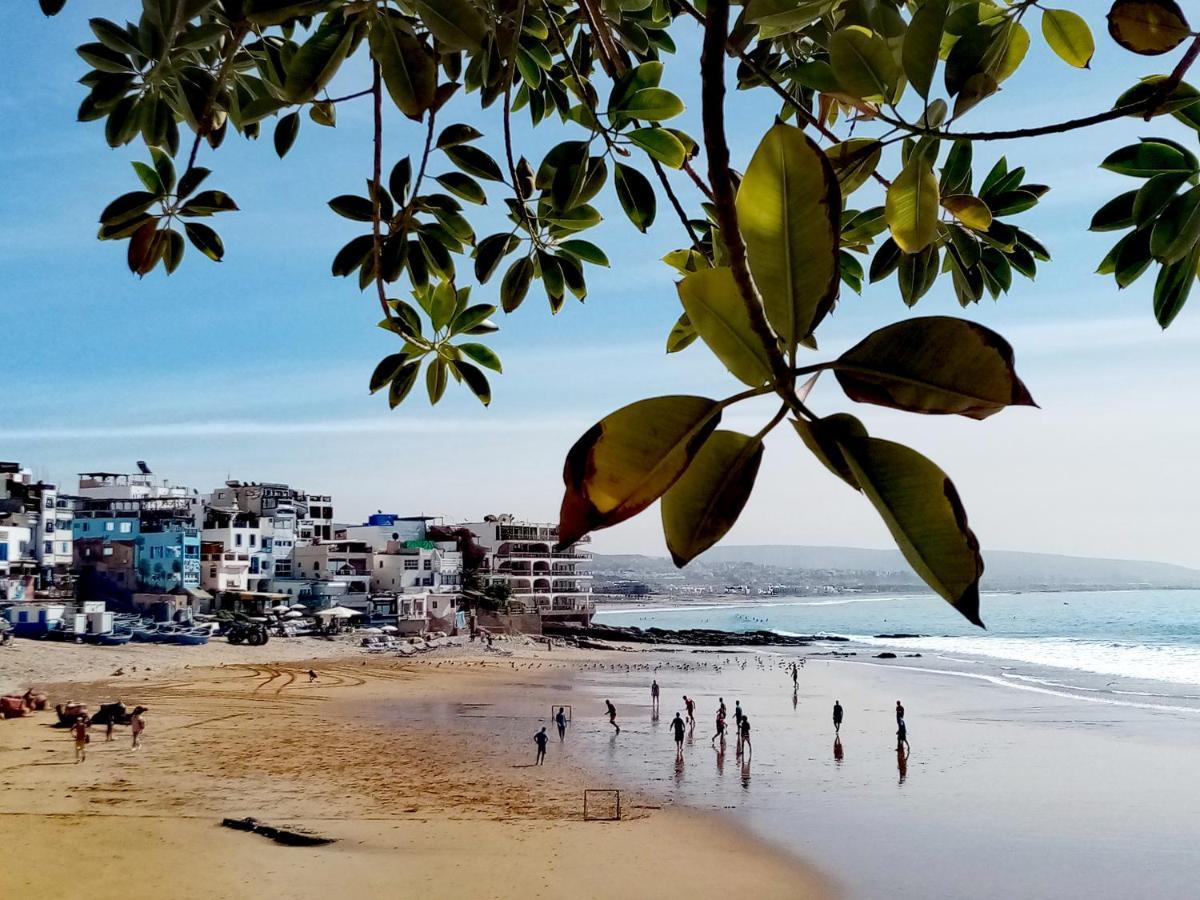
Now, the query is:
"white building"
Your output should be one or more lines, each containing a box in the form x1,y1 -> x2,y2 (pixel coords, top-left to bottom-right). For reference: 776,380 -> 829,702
461,514 -> 593,620
371,542 -> 462,594
0,525 -> 33,581
292,539 -> 371,588
295,492 -> 334,543
201,508 -> 269,592
208,481 -> 299,580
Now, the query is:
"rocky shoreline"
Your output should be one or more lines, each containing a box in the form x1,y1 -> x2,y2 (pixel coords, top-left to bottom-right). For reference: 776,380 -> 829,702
544,621 -> 852,647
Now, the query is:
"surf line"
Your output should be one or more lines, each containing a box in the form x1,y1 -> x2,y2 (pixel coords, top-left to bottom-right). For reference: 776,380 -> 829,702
829,658 -> 1200,715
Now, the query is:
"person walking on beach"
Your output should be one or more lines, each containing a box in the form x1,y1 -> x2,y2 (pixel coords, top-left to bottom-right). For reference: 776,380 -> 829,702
718,697 -> 727,720
683,695 -> 695,728
671,712 -> 686,757
790,661 -> 798,688
534,726 -> 548,765
738,715 -> 752,758
651,679 -> 660,713
555,706 -> 568,740
833,700 -> 843,734
896,700 -> 905,726
733,700 -> 743,735
72,716 -> 89,763
130,707 -> 146,750
605,699 -> 620,735
308,669 -> 317,683
711,707 -> 726,747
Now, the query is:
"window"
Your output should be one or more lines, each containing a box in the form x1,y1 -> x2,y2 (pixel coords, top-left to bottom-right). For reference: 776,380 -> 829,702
404,559 -> 418,570
209,567 -> 217,579
378,560 -> 384,569
105,522 -> 114,532
119,522 -> 132,534
249,534 -> 257,547
235,533 -> 243,547
46,521 -> 55,533
103,547 -> 113,556
44,541 -> 53,554
423,559 -> 431,570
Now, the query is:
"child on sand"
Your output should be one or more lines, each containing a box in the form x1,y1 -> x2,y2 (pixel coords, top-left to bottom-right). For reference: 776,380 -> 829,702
130,707 -> 145,750
72,716 -> 89,763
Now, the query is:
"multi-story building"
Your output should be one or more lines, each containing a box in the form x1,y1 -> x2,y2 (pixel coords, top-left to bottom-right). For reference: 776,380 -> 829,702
1,462 -> 73,587
336,513 -> 433,551
201,507 -> 270,592
207,481 -> 299,580
295,492 -> 334,544
291,539 -> 371,589
460,514 -> 593,621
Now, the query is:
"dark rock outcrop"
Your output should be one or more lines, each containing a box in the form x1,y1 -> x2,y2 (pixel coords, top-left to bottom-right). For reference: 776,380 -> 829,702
544,622 -> 849,647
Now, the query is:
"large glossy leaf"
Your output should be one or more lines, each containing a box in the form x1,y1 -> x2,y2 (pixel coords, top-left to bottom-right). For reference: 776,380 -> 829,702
558,396 -> 722,547
677,267 -> 775,387
1041,8 -> 1095,68
830,25 -> 899,102
661,431 -> 764,566
1153,243 -> 1200,327
413,0 -> 487,51
838,436 -> 985,626
614,163 -> 656,232
1106,0 -> 1190,56
886,159 -> 940,253
736,123 -> 840,347
283,16 -> 353,103
826,139 -> 882,196
1101,139 -> 1197,177
903,0 -> 948,99
833,316 -> 1036,419
369,18 -> 436,118
1149,184 -> 1200,262
792,413 -> 867,488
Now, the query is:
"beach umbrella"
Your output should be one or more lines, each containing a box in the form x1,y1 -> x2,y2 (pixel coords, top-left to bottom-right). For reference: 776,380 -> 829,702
289,603 -> 308,611
271,604 -> 291,613
380,625 -> 398,633
314,606 -> 358,619
284,611 -> 303,619
362,627 -> 383,634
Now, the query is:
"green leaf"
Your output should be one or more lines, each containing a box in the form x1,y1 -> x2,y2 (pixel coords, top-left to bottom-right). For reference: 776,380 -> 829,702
274,111 -> 300,157
430,280 -> 457,331
370,352 -> 412,393
666,312 -> 699,353
1101,139 -> 1197,177
369,17 -> 437,118
1115,76 -> 1200,118
736,123 -> 841,347
661,431 -> 764,566
1090,191 -> 1137,231
89,18 -> 141,55
1114,227 -> 1154,286
614,163 -> 657,232
834,316 -> 1036,419
627,127 -> 687,168
942,195 -> 992,231
1041,8 -> 1095,67
1153,243 -> 1200,326
183,222 -> 224,262
793,413 -> 868,488
453,359 -> 492,406
1132,171 -> 1188,225
390,158 -> 412,205
886,159 -> 940,253
388,362 -> 421,408
77,42 -> 133,74
869,237 -> 903,283
178,190 -> 239,216
444,145 -> 504,182
451,303 -> 498,335
331,234 -> 374,277
1106,0 -> 1190,56
830,25 -> 900,102
677,267 -> 775,388
413,0 -> 488,52
608,61 -> 664,114
435,172 -> 487,205
457,342 -> 502,372
557,396 -> 722,546
903,0 -> 949,99
1150,184 -> 1200,262
826,139 -> 882,196
557,240 -> 609,267
617,88 -> 684,122
283,16 -> 353,103
328,195 -> 375,222
100,191 -> 157,226
838,436 -> 985,626
426,358 -> 448,404
132,161 -> 164,195
501,256 -> 534,312
897,244 -> 941,307
437,124 -> 484,148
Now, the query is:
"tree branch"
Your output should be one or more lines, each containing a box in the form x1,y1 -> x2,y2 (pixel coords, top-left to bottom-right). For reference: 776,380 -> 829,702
327,87 -> 373,104
185,24 -> 248,173
700,0 -> 792,393
371,61 -> 390,322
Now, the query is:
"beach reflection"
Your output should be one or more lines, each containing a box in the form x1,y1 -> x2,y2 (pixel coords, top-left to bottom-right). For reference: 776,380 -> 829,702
833,736 -> 843,765
715,744 -> 725,776
897,747 -> 909,784
740,757 -> 751,790
675,754 -> 685,781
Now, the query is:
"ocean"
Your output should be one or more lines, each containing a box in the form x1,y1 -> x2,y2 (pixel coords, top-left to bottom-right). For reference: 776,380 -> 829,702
595,589 -> 1200,708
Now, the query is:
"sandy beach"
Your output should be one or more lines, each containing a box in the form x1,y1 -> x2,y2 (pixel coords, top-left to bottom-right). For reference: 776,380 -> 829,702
0,640 -> 833,900
3,633 -> 1199,899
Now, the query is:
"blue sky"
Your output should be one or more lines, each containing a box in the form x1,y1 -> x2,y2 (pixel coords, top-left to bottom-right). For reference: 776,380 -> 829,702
6,4 -> 1200,568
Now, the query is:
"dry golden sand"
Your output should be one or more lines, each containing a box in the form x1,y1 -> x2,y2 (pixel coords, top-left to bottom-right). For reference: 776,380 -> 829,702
0,649 -> 834,899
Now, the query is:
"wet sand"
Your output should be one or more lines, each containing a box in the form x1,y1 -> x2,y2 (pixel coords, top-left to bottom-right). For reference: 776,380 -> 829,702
0,647 -> 833,900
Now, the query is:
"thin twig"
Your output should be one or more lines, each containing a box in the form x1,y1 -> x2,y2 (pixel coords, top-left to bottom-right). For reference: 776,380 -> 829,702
185,24 -> 248,173
327,87 -> 373,104
649,158 -> 704,253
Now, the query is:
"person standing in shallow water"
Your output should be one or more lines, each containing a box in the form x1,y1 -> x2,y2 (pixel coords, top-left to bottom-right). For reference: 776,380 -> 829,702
683,695 -> 695,727
555,706 -> 567,740
833,700 -> 844,734
605,699 -> 620,735
671,712 -> 686,757
651,679 -> 660,713
738,714 -> 752,758
790,661 -> 798,688
534,726 -> 548,765
897,718 -> 909,752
